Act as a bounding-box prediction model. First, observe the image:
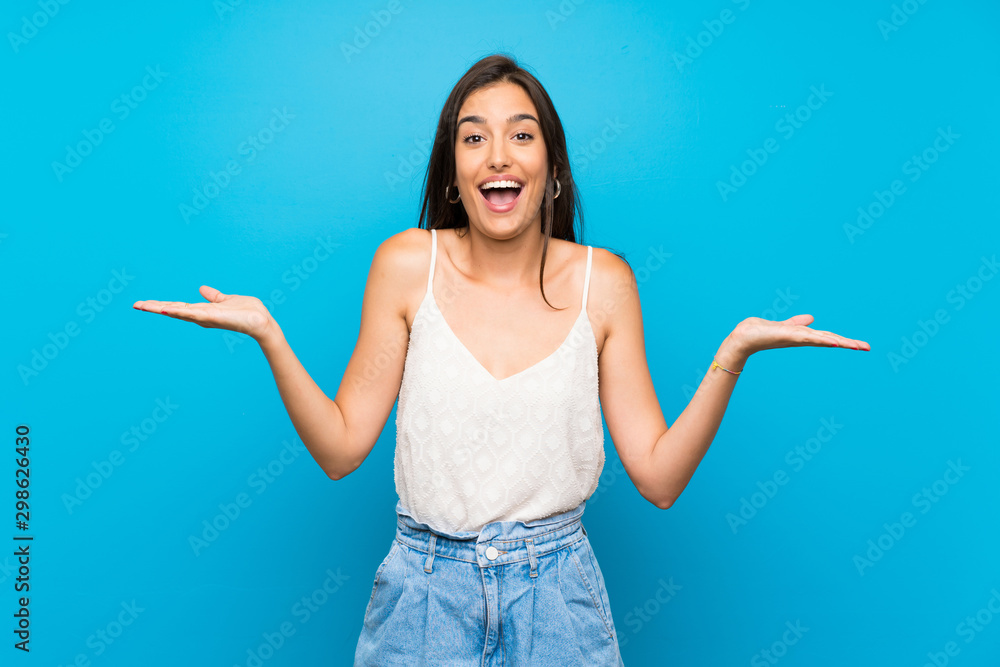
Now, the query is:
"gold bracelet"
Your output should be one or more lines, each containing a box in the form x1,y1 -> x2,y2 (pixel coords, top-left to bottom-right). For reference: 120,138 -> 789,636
711,358 -> 743,375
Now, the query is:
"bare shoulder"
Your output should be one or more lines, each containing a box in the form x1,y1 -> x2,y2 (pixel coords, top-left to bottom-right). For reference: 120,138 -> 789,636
370,227 -> 432,326
585,246 -> 638,352
374,227 -> 430,267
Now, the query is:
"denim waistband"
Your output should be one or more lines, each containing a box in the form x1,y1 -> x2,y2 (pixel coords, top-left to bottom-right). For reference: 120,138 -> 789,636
393,499 -> 588,570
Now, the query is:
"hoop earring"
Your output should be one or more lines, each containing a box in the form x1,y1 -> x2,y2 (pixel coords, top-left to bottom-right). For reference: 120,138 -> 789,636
553,179 -> 562,200
446,185 -> 461,203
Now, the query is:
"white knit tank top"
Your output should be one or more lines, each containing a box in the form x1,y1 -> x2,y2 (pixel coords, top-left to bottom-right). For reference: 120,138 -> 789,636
393,228 -> 605,534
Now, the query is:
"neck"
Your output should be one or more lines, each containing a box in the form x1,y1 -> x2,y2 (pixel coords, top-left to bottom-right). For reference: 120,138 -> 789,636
457,221 -> 547,290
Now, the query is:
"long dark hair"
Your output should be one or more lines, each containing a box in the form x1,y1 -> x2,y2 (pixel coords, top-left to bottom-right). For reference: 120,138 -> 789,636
418,53 -> 584,310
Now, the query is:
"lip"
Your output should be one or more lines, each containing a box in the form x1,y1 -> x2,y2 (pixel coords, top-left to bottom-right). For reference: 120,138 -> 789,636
477,174 -> 525,188
477,174 -> 525,214
478,183 -> 524,213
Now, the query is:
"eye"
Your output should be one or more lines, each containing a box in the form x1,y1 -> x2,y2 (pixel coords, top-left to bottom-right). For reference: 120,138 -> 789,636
461,132 -> 534,144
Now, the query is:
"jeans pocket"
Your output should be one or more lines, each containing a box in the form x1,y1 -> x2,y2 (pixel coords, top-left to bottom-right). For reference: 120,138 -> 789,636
364,540 -> 401,624
568,538 -> 616,642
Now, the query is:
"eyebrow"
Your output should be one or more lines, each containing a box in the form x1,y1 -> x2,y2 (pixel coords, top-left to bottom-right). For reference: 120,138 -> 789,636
457,113 -> 539,127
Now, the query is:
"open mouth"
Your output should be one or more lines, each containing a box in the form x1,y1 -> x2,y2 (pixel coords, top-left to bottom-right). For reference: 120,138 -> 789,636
478,180 -> 523,212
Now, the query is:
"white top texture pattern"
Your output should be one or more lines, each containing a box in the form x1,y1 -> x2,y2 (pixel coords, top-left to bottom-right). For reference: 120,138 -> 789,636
394,228 -> 605,534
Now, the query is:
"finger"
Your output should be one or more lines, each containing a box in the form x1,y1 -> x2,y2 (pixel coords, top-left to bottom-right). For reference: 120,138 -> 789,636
809,330 -> 870,351
787,326 -> 845,348
816,335 -> 844,348
200,285 -> 227,303
157,303 -> 212,326
134,300 -> 191,312
845,338 -> 871,351
133,300 -> 171,312
816,329 -> 870,351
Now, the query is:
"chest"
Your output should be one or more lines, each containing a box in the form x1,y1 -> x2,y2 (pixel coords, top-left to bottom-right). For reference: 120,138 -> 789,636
409,286 -> 597,386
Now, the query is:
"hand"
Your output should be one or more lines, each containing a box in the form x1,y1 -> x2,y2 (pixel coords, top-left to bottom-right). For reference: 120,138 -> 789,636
133,285 -> 276,342
729,314 -> 871,359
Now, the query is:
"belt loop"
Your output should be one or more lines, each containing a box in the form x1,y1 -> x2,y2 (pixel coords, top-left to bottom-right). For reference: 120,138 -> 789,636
424,534 -> 437,574
525,538 -> 538,579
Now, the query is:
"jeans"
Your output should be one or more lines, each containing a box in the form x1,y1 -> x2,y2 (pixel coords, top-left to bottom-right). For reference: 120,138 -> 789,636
354,499 -> 625,666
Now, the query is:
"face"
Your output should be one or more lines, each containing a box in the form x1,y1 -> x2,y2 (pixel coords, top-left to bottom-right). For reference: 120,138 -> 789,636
453,82 -> 554,237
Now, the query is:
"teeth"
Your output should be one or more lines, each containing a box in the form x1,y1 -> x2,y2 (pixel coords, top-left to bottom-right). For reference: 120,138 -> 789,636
479,180 -> 521,190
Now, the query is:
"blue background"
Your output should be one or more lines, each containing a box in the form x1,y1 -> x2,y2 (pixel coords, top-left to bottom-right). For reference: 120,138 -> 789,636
4,0 -> 999,665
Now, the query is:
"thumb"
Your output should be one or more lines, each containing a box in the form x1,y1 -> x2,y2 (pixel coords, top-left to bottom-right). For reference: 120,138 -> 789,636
782,313 -> 814,326
199,285 -> 227,303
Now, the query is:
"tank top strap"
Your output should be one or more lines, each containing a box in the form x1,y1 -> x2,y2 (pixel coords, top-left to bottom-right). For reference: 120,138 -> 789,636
427,228 -> 437,293
581,245 -> 593,309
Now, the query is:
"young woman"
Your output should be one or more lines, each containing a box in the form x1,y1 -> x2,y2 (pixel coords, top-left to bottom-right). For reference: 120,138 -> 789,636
134,54 -> 869,665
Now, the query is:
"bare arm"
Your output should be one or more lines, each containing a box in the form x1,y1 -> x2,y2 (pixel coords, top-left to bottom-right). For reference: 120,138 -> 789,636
639,336 -> 745,508
253,322 -> 353,478
255,230 -> 418,479
593,249 -> 870,509
134,228 -> 424,480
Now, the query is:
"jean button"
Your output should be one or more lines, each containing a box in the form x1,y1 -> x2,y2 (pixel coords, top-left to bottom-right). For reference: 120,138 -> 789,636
485,546 -> 499,560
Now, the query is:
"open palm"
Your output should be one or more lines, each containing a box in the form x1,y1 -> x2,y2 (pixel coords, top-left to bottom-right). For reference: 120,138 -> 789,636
133,285 -> 273,341
735,314 -> 870,355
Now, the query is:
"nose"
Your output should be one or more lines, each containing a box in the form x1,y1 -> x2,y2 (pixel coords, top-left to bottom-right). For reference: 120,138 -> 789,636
487,138 -> 511,170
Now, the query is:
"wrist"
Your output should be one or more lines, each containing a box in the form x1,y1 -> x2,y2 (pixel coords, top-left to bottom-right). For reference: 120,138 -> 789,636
254,316 -> 285,352
715,334 -> 750,372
